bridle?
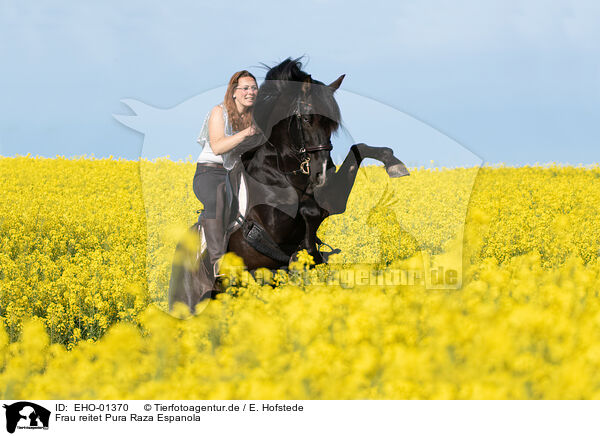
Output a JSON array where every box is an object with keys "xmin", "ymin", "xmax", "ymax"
[{"xmin": 271, "ymin": 99, "xmax": 333, "ymax": 177}]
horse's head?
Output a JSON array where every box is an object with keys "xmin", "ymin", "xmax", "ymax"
[
  {"xmin": 289, "ymin": 73, "xmax": 345, "ymax": 188},
  {"xmin": 253, "ymin": 57, "xmax": 344, "ymax": 188}
]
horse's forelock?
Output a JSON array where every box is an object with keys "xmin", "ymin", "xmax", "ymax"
[{"xmin": 310, "ymin": 83, "xmax": 342, "ymax": 133}]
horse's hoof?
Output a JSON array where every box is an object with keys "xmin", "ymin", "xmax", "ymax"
[{"xmin": 386, "ymin": 163, "xmax": 410, "ymax": 178}]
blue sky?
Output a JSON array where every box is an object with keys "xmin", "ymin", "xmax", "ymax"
[{"xmin": 1, "ymin": 0, "xmax": 599, "ymax": 166}]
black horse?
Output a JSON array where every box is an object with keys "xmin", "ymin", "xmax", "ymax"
[{"xmin": 169, "ymin": 57, "xmax": 408, "ymax": 313}]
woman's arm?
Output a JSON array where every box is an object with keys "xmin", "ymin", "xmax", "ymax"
[{"xmin": 207, "ymin": 105, "xmax": 255, "ymax": 155}]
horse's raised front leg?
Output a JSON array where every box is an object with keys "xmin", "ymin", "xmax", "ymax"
[{"xmin": 314, "ymin": 143, "xmax": 409, "ymax": 215}]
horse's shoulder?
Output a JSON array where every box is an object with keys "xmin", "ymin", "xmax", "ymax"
[{"xmin": 241, "ymin": 147, "xmax": 256, "ymax": 162}]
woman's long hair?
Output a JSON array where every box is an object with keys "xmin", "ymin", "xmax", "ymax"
[{"xmin": 224, "ymin": 70, "xmax": 257, "ymax": 132}]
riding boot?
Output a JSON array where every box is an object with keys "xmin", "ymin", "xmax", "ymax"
[{"xmin": 201, "ymin": 216, "xmax": 226, "ymax": 282}]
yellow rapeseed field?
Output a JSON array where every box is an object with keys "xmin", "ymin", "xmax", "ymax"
[{"xmin": 1, "ymin": 156, "xmax": 599, "ymax": 399}]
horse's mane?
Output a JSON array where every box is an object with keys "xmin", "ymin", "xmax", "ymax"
[
  {"xmin": 253, "ymin": 57, "xmax": 341, "ymax": 137},
  {"xmin": 263, "ymin": 57, "xmax": 311, "ymax": 83}
]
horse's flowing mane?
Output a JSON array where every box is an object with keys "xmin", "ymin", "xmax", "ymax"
[
  {"xmin": 253, "ymin": 57, "xmax": 342, "ymax": 138},
  {"xmin": 263, "ymin": 57, "xmax": 311, "ymax": 82}
]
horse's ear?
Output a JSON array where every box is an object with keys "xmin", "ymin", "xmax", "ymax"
[
  {"xmin": 328, "ymin": 74, "xmax": 345, "ymax": 92},
  {"xmin": 302, "ymin": 75, "xmax": 312, "ymax": 95}
]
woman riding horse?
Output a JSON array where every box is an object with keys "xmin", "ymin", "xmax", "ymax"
[
  {"xmin": 193, "ymin": 70, "xmax": 258, "ymax": 289},
  {"xmin": 169, "ymin": 57, "xmax": 408, "ymax": 313}
]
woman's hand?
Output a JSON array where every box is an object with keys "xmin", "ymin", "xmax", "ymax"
[
  {"xmin": 244, "ymin": 124, "xmax": 257, "ymax": 137},
  {"xmin": 208, "ymin": 106, "xmax": 257, "ymax": 154}
]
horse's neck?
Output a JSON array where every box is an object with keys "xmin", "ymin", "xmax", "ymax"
[
  {"xmin": 244, "ymin": 142, "xmax": 279, "ymax": 176},
  {"xmin": 242, "ymin": 144, "xmax": 272, "ymax": 174}
]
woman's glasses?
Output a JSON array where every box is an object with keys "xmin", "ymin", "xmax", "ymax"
[{"xmin": 235, "ymin": 86, "xmax": 258, "ymax": 93}]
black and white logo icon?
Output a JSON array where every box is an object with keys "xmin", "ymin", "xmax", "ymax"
[{"xmin": 2, "ymin": 402, "xmax": 50, "ymax": 434}]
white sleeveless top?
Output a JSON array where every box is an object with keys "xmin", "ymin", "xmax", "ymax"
[{"xmin": 196, "ymin": 103, "xmax": 235, "ymax": 166}]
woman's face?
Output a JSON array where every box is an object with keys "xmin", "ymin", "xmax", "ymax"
[{"xmin": 234, "ymin": 76, "xmax": 258, "ymax": 109}]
